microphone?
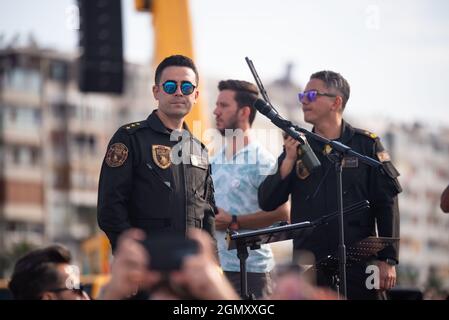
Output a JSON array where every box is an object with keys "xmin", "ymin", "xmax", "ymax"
[{"xmin": 253, "ymin": 99, "xmax": 321, "ymax": 173}]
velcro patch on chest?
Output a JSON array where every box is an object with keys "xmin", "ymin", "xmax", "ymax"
[
  {"xmin": 152, "ymin": 145, "xmax": 171, "ymax": 169},
  {"xmin": 342, "ymin": 156, "xmax": 359, "ymax": 168},
  {"xmin": 190, "ymin": 154, "xmax": 208, "ymax": 170}
]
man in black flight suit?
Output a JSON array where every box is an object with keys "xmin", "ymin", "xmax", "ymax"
[
  {"xmin": 258, "ymin": 70, "xmax": 401, "ymax": 299},
  {"xmin": 97, "ymin": 55, "xmax": 216, "ymax": 251}
]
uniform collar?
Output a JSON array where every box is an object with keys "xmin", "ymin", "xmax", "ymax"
[
  {"xmin": 309, "ymin": 119, "xmax": 355, "ymax": 149},
  {"xmin": 146, "ymin": 110, "xmax": 191, "ymax": 135},
  {"xmin": 338, "ymin": 119, "xmax": 355, "ymax": 144},
  {"xmin": 213, "ymin": 138, "xmax": 259, "ymax": 164}
]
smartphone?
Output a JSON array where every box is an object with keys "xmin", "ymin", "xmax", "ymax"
[{"xmin": 141, "ymin": 235, "xmax": 199, "ymax": 271}]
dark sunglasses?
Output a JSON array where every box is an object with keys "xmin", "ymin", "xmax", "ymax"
[
  {"xmin": 162, "ymin": 80, "xmax": 196, "ymax": 95},
  {"xmin": 48, "ymin": 284, "xmax": 85, "ymax": 297},
  {"xmin": 298, "ymin": 90, "xmax": 336, "ymax": 103}
]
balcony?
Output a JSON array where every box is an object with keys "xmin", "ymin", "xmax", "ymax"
[
  {"xmin": 3, "ymin": 203, "xmax": 44, "ymax": 223},
  {"xmin": 1, "ymin": 126, "xmax": 41, "ymax": 146}
]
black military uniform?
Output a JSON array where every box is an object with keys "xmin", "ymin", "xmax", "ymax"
[
  {"xmin": 258, "ymin": 120, "xmax": 401, "ymax": 299},
  {"xmin": 98, "ymin": 110, "xmax": 216, "ymax": 250}
]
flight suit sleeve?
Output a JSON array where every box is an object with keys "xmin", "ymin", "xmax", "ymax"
[
  {"xmin": 258, "ymin": 151, "xmax": 293, "ymax": 211},
  {"xmin": 97, "ymin": 129, "xmax": 134, "ymax": 250},
  {"xmin": 369, "ymin": 138, "xmax": 402, "ymax": 262}
]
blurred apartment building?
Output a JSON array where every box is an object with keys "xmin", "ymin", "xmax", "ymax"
[
  {"xmin": 349, "ymin": 118, "xmax": 449, "ymax": 291},
  {"xmin": 386, "ymin": 123, "xmax": 449, "ymax": 290},
  {"xmin": 0, "ymin": 44, "xmax": 153, "ymax": 260}
]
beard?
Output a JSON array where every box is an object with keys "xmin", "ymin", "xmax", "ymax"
[{"xmin": 218, "ymin": 114, "xmax": 239, "ymax": 136}]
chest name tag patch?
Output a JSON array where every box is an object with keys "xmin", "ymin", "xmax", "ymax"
[
  {"xmin": 342, "ymin": 157, "xmax": 359, "ymax": 168},
  {"xmin": 191, "ymin": 154, "xmax": 208, "ymax": 169}
]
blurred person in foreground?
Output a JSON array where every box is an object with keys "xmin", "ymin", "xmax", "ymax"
[
  {"xmin": 268, "ymin": 265, "xmax": 338, "ymax": 300},
  {"xmin": 258, "ymin": 70, "xmax": 402, "ymax": 299},
  {"xmin": 211, "ymin": 79, "xmax": 290, "ymax": 298},
  {"xmin": 99, "ymin": 228, "xmax": 239, "ymax": 300},
  {"xmin": 8, "ymin": 245, "xmax": 90, "ymax": 300}
]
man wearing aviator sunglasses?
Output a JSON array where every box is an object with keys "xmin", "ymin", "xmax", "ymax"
[
  {"xmin": 98, "ymin": 55, "xmax": 217, "ymax": 254},
  {"xmin": 259, "ymin": 70, "xmax": 402, "ymax": 299}
]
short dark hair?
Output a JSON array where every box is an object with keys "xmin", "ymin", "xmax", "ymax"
[
  {"xmin": 8, "ymin": 245, "xmax": 72, "ymax": 300},
  {"xmin": 218, "ymin": 80, "xmax": 259, "ymax": 125},
  {"xmin": 154, "ymin": 55, "xmax": 199, "ymax": 85},
  {"xmin": 310, "ymin": 70, "xmax": 350, "ymax": 110}
]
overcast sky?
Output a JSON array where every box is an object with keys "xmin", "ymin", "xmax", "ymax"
[{"xmin": 1, "ymin": 0, "xmax": 448, "ymax": 126}]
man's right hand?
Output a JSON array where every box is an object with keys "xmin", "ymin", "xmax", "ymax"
[
  {"xmin": 214, "ymin": 208, "xmax": 232, "ymax": 231},
  {"xmin": 280, "ymin": 136, "xmax": 300, "ymax": 179}
]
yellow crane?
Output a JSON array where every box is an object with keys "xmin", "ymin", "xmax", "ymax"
[{"xmin": 136, "ymin": 0, "xmax": 209, "ymax": 132}]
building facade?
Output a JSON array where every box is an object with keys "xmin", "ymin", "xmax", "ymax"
[{"xmin": 0, "ymin": 46, "xmax": 154, "ymax": 274}]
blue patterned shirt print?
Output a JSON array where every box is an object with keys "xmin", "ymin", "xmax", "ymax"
[{"xmin": 211, "ymin": 140, "xmax": 277, "ymax": 273}]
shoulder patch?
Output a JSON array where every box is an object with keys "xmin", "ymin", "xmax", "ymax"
[
  {"xmin": 354, "ymin": 128, "xmax": 378, "ymax": 140},
  {"xmin": 377, "ymin": 150, "xmax": 391, "ymax": 162},
  {"xmin": 106, "ymin": 143, "xmax": 129, "ymax": 167}
]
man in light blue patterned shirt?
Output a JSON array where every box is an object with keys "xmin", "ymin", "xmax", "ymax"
[{"xmin": 211, "ymin": 80, "xmax": 289, "ymax": 298}]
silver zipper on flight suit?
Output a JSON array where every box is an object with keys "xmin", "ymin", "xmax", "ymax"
[
  {"xmin": 146, "ymin": 163, "xmax": 173, "ymax": 190},
  {"xmin": 184, "ymin": 135, "xmax": 192, "ymax": 235}
]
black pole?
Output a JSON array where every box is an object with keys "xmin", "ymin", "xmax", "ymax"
[
  {"xmin": 335, "ymin": 158, "xmax": 347, "ymax": 299},
  {"xmin": 236, "ymin": 245, "xmax": 249, "ymax": 299}
]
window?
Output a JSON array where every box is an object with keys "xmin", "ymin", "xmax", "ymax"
[
  {"xmin": 88, "ymin": 135, "xmax": 96, "ymax": 154},
  {"xmin": 10, "ymin": 107, "xmax": 17, "ymax": 123},
  {"xmin": 20, "ymin": 147, "xmax": 32, "ymax": 165},
  {"xmin": 12, "ymin": 146, "xmax": 20, "ymax": 164},
  {"xmin": 30, "ymin": 148, "xmax": 41, "ymax": 166},
  {"xmin": 5, "ymin": 68, "xmax": 42, "ymax": 94},
  {"xmin": 49, "ymin": 61, "xmax": 68, "ymax": 82},
  {"xmin": 6, "ymin": 221, "xmax": 18, "ymax": 232},
  {"xmin": 0, "ymin": 145, "xmax": 4, "ymax": 165},
  {"xmin": 71, "ymin": 134, "xmax": 97, "ymax": 155},
  {"xmin": 33, "ymin": 109, "xmax": 42, "ymax": 125},
  {"xmin": 5, "ymin": 106, "xmax": 42, "ymax": 130},
  {"xmin": 9, "ymin": 145, "xmax": 41, "ymax": 166},
  {"xmin": 52, "ymin": 103, "xmax": 66, "ymax": 119},
  {"xmin": 0, "ymin": 104, "xmax": 5, "ymax": 125}
]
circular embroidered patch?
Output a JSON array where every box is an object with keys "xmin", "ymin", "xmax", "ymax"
[{"xmin": 105, "ymin": 143, "xmax": 129, "ymax": 167}]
